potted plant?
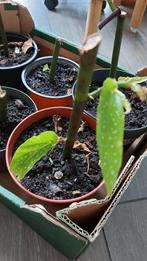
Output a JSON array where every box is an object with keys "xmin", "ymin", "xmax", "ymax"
[
  {"xmin": 6, "ymin": 28, "xmax": 147, "ymax": 207},
  {"xmin": 0, "ymin": 85, "xmax": 37, "ymax": 171},
  {"xmin": 74, "ymin": 68, "xmax": 147, "ymax": 143},
  {"xmin": 0, "ymin": 13, "xmax": 38, "ymax": 89},
  {"xmin": 79, "ymin": 3, "xmax": 147, "ymax": 143},
  {"xmin": 21, "ymin": 38, "xmax": 79, "ymax": 109}
]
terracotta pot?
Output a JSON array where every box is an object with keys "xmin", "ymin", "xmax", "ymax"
[
  {"xmin": 21, "ymin": 57, "xmax": 79, "ymax": 109},
  {"xmin": 73, "ymin": 68, "xmax": 147, "ymax": 142},
  {"xmin": 0, "ymin": 33, "xmax": 38, "ymax": 90},
  {"xmin": 0, "ymin": 87, "xmax": 37, "ymax": 172},
  {"xmin": 6, "ymin": 107, "xmax": 106, "ymax": 206}
]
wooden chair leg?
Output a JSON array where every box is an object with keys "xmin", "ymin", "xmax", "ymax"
[
  {"xmin": 130, "ymin": 0, "xmax": 147, "ymax": 31},
  {"xmin": 113, "ymin": 0, "xmax": 122, "ymax": 6}
]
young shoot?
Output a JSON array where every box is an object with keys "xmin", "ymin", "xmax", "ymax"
[
  {"xmin": 109, "ymin": 10, "xmax": 126, "ymax": 78},
  {"xmin": 49, "ymin": 38, "xmax": 63, "ymax": 82},
  {"xmin": 0, "ymin": 13, "xmax": 8, "ymax": 57},
  {"xmin": 42, "ymin": 38, "xmax": 63, "ymax": 81}
]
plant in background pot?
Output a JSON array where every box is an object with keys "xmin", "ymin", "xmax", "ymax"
[
  {"xmin": 76, "ymin": 3, "xmax": 147, "ymax": 143},
  {"xmin": 0, "ymin": 13, "xmax": 38, "ymax": 89},
  {"xmin": 0, "ymin": 85, "xmax": 37, "ymax": 171},
  {"xmin": 22, "ymin": 38, "xmax": 79, "ymax": 109},
  {"xmin": 6, "ymin": 31, "xmax": 147, "ymax": 207}
]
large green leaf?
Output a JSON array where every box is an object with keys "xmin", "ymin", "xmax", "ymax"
[
  {"xmin": 96, "ymin": 78, "xmax": 125, "ymax": 195},
  {"xmin": 118, "ymin": 76, "xmax": 147, "ymax": 85},
  {"xmin": 10, "ymin": 131, "xmax": 58, "ymax": 180}
]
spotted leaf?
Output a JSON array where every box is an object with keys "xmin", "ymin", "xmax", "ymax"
[
  {"xmin": 10, "ymin": 131, "xmax": 58, "ymax": 180},
  {"xmin": 118, "ymin": 76, "xmax": 147, "ymax": 85},
  {"xmin": 97, "ymin": 78, "xmax": 125, "ymax": 195}
]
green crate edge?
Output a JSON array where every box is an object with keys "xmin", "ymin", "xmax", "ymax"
[{"xmin": 32, "ymin": 28, "xmax": 134, "ymax": 76}]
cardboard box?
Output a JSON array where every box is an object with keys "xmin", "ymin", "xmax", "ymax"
[{"xmin": 0, "ymin": 1, "xmax": 147, "ymax": 259}]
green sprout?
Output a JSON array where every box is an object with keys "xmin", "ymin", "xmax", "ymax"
[
  {"xmin": 43, "ymin": 38, "xmax": 63, "ymax": 82},
  {"xmin": 0, "ymin": 13, "xmax": 8, "ymax": 57}
]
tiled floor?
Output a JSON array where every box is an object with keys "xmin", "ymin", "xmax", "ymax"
[{"xmin": 0, "ymin": 1, "xmax": 147, "ymax": 260}]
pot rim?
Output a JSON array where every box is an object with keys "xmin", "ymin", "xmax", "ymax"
[
  {"xmin": 0, "ymin": 86, "xmax": 38, "ymax": 153},
  {"xmin": 0, "ymin": 32, "xmax": 38, "ymax": 70},
  {"xmin": 6, "ymin": 106, "xmax": 105, "ymax": 204},
  {"xmin": 72, "ymin": 68, "xmax": 147, "ymax": 134},
  {"xmin": 21, "ymin": 56, "xmax": 80, "ymax": 99}
]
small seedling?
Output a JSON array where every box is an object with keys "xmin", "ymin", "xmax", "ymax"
[
  {"xmin": 43, "ymin": 38, "xmax": 63, "ymax": 82},
  {"xmin": 0, "ymin": 13, "xmax": 8, "ymax": 57}
]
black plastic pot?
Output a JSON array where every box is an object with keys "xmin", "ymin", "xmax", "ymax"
[
  {"xmin": 73, "ymin": 68, "xmax": 147, "ymax": 142},
  {"xmin": 22, "ymin": 56, "xmax": 79, "ymax": 109},
  {"xmin": 0, "ymin": 33, "xmax": 38, "ymax": 90},
  {"xmin": 0, "ymin": 87, "xmax": 37, "ymax": 171}
]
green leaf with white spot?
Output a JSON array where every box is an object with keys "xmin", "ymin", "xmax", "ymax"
[
  {"xmin": 10, "ymin": 131, "xmax": 58, "ymax": 180},
  {"xmin": 43, "ymin": 64, "xmax": 49, "ymax": 72},
  {"xmin": 118, "ymin": 76, "xmax": 147, "ymax": 84},
  {"xmin": 96, "ymin": 78, "xmax": 125, "ymax": 195}
]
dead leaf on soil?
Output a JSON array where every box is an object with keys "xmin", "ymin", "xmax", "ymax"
[
  {"xmin": 22, "ymin": 38, "xmax": 33, "ymax": 54},
  {"xmin": 72, "ymin": 190, "xmax": 81, "ymax": 196},
  {"xmin": 58, "ymin": 136, "xmax": 66, "ymax": 143},
  {"xmin": 85, "ymin": 153, "xmax": 91, "ymax": 175},
  {"xmin": 133, "ymin": 86, "xmax": 147, "ymax": 102},
  {"xmin": 53, "ymin": 115, "xmax": 62, "ymax": 132},
  {"xmin": 85, "ymin": 135, "xmax": 95, "ymax": 149},
  {"xmin": 73, "ymin": 140, "xmax": 91, "ymax": 153},
  {"xmin": 0, "ymin": 59, "xmax": 7, "ymax": 65}
]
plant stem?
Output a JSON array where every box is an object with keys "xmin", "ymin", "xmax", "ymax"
[
  {"xmin": 49, "ymin": 38, "xmax": 62, "ymax": 82},
  {"xmin": 0, "ymin": 86, "xmax": 7, "ymax": 122},
  {"xmin": 84, "ymin": 0, "xmax": 103, "ymax": 39},
  {"xmin": 89, "ymin": 87, "xmax": 102, "ymax": 98},
  {"xmin": 99, "ymin": 8, "xmax": 121, "ymax": 30},
  {"xmin": 63, "ymin": 33, "xmax": 101, "ymax": 159},
  {"xmin": 0, "ymin": 13, "xmax": 8, "ymax": 57},
  {"xmin": 107, "ymin": 0, "xmax": 117, "ymax": 11},
  {"xmin": 109, "ymin": 10, "xmax": 126, "ymax": 78}
]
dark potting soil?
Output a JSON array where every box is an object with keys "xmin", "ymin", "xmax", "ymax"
[
  {"xmin": 14, "ymin": 116, "xmax": 102, "ymax": 200},
  {"xmin": 26, "ymin": 63, "xmax": 78, "ymax": 96},
  {"xmin": 0, "ymin": 97, "xmax": 34, "ymax": 150},
  {"xmin": 121, "ymin": 88, "xmax": 147, "ymax": 129},
  {"xmin": 85, "ymin": 81, "xmax": 147, "ymax": 129},
  {"xmin": 0, "ymin": 42, "xmax": 33, "ymax": 67}
]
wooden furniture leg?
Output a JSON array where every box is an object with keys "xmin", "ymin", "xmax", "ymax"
[
  {"xmin": 113, "ymin": 0, "xmax": 122, "ymax": 5},
  {"xmin": 130, "ymin": 0, "xmax": 147, "ymax": 31}
]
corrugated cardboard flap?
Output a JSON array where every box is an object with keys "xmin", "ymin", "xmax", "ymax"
[
  {"xmin": 56, "ymin": 151, "xmax": 147, "ymax": 242},
  {"xmin": 0, "ymin": 0, "xmax": 34, "ymax": 34}
]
